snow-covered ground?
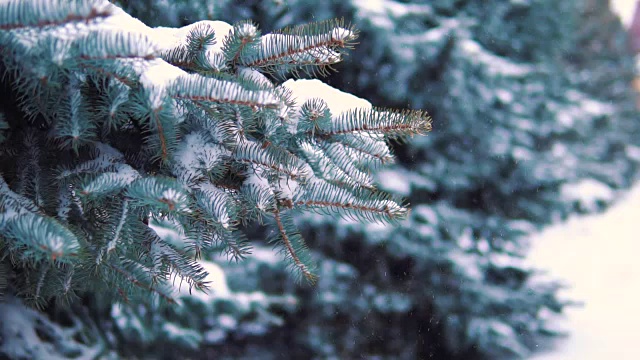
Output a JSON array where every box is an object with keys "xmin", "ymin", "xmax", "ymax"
[{"xmin": 528, "ymin": 183, "xmax": 640, "ymax": 359}]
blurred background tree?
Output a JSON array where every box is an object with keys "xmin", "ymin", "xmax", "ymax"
[
  {"xmin": 104, "ymin": 0, "xmax": 640, "ymax": 358},
  {"xmin": 107, "ymin": 0, "xmax": 640, "ymax": 359}
]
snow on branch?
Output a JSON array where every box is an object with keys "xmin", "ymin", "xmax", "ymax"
[
  {"xmin": 240, "ymin": 18, "xmax": 359, "ymax": 77},
  {"xmin": 0, "ymin": 0, "xmax": 430, "ymax": 292},
  {"xmin": 0, "ymin": 0, "xmax": 112, "ymax": 31}
]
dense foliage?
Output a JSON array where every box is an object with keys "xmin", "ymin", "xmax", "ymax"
[{"xmin": 115, "ymin": 0, "xmax": 640, "ymax": 358}]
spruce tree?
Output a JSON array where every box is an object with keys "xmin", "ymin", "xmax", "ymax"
[{"xmin": 0, "ymin": 1, "xmax": 431, "ymax": 358}]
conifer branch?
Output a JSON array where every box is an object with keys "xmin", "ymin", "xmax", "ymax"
[
  {"xmin": 240, "ymin": 183, "xmax": 277, "ymax": 222},
  {"xmin": 57, "ymin": 143, "xmax": 125, "ymax": 181},
  {"xmin": 161, "ymin": 22, "xmax": 218, "ymax": 72},
  {"xmin": 272, "ymin": 206, "xmax": 317, "ymax": 283},
  {"xmin": 107, "ymin": 262, "xmax": 176, "ymax": 304},
  {"xmin": 15, "ymin": 130, "xmax": 47, "ymax": 207},
  {"xmin": 105, "ymin": 199, "xmax": 128, "ymax": 254},
  {"xmin": 241, "ymin": 18, "xmax": 358, "ymax": 77},
  {"xmin": 233, "ymin": 141, "xmax": 308, "ymax": 181},
  {"xmin": 328, "ymin": 134, "xmax": 394, "ymax": 167},
  {"xmin": 34, "ymin": 263, "xmax": 50, "ymax": 301},
  {"xmin": 126, "ymin": 177, "xmax": 190, "ymax": 214},
  {"xmin": 5, "ymin": 213, "xmax": 81, "ymax": 263},
  {"xmin": 79, "ymin": 164, "xmax": 139, "ymax": 198},
  {"xmin": 170, "ymin": 74, "xmax": 280, "ymax": 109},
  {"xmin": 151, "ymin": 107, "xmax": 168, "ymax": 161},
  {"xmin": 318, "ymin": 108, "xmax": 432, "ymax": 140},
  {"xmin": 194, "ymin": 184, "xmax": 238, "ymax": 230},
  {"xmin": 149, "ymin": 239, "xmax": 210, "ymax": 293},
  {"xmin": 0, "ymin": 174, "xmax": 41, "ymax": 215},
  {"xmin": 185, "ymin": 22, "xmax": 217, "ymax": 56},
  {"xmin": 223, "ymin": 20, "xmax": 260, "ymax": 66},
  {"xmin": 319, "ymin": 141, "xmax": 374, "ymax": 188},
  {"xmin": 217, "ymin": 230, "xmax": 251, "ymax": 262},
  {"xmin": 194, "ymin": 50, "xmax": 227, "ymax": 74},
  {"xmin": 296, "ymin": 140, "xmax": 360, "ymax": 188},
  {"xmin": 292, "ymin": 181, "xmax": 408, "ymax": 223},
  {"xmin": 78, "ymin": 62, "xmax": 137, "ymax": 87},
  {"xmin": 93, "ymin": 80, "xmax": 132, "ymax": 132},
  {"xmin": 54, "ymin": 75, "xmax": 96, "ymax": 151},
  {"xmin": 160, "ymin": 46, "xmax": 195, "ymax": 71},
  {"xmin": 297, "ymin": 98, "xmax": 332, "ymax": 137},
  {"xmin": 56, "ymin": 185, "xmax": 73, "ymax": 221},
  {"xmin": 130, "ymin": 91, "xmax": 179, "ymax": 163},
  {"xmin": 0, "ymin": 0, "xmax": 112, "ymax": 31},
  {"xmin": 76, "ymin": 30, "xmax": 157, "ymax": 61}
]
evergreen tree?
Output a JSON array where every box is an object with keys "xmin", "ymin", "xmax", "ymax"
[
  {"xmin": 0, "ymin": 1, "xmax": 431, "ymax": 358},
  {"xmin": 118, "ymin": 0, "xmax": 640, "ymax": 359}
]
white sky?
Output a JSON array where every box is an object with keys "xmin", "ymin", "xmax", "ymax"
[{"xmin": 611, "ymin": 0, "xmax": 637, "ymax": 27}]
